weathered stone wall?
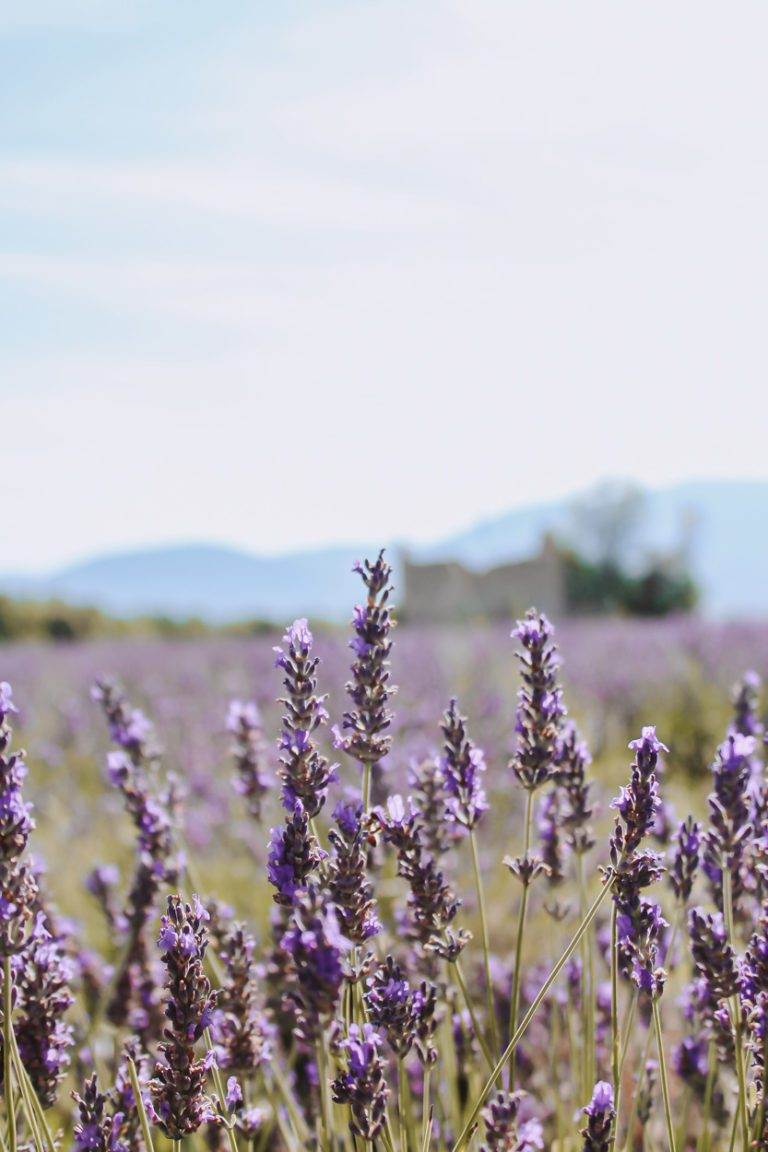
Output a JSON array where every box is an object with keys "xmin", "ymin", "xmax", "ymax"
[{"xmin": 402, "ymin": 540, "xmax": 566, "ymax": 622}]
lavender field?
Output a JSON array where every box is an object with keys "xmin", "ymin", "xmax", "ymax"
[{"xmin": 2, "ymin": 561, "xmax": 768, "ymax": 1152}]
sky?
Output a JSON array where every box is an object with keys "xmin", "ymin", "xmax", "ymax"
[{"xmin": 3, "ymin": 1, "xmax": 768, "ymax": 572}]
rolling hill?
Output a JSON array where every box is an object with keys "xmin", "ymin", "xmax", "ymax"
[{"xmin": 2, "ymin": 480, "xmax": 766, "ymax": 621}]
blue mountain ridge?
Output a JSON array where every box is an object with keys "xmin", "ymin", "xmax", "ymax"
[{"xmin": 2, "ymin": 480, "xmax": 766, "ymax": 621}]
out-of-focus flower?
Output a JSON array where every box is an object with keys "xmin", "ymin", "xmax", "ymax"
[
  {"xmin": 440, "ymin": 698, "xmax": 488, "ymax": 831},
  {"xmin": 226, "ymin": 700, "xmax": 270, "ymax": 822}
]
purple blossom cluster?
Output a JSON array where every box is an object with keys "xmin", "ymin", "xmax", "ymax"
[{"xmin": 150, "ymin": 894, "xmax": 217, "ymax": 1139}]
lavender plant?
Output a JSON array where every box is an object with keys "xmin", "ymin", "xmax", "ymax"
[{"xmin": 6, "ymin": 561, "xmax": 768, "ymax": 1152}]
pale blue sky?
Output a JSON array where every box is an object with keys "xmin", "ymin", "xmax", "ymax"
[{"xmin": 3, "ymin": 2, "xmax": 768, "ymax": 571}]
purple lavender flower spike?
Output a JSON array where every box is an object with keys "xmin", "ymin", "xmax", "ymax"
[
  {"xmin": 480, "ymin": 1090, "xmax": 543, "ymax": 1152},
  {"xmin": 0, "ymin": 682, "xmax": 37, "ymax": 956},
  {"xmin": 72, "ymin": 1074, "xmax": 127, "ymax": 1152},
  {"xmin": 609, "ymin": 727, "xmax": 665, "ymax": 865},
  {"xmin": 703, "ymin": 733, "xmax": 753, "ymax": 913},
  {"xmin": 580, "ymin": 1081, "xmax": 615, "ymax": 1152},
  {"xmin": 440, "ymin": 698, "xmax": 488, "ymax": 831},
  {"xmin": 0, "ymin": 683, "xmax": 17, "ymax": 724},
  {"xmin": 731, "ymin": 671, "xmax": 763, "ymax": 740},
  {"xmin": 688, "ymin": 907, "xmax": 739, "ymax": 1002},
  {"xmin": 669, "ymin": 816, "xmax": 701, "ymax": 904},
  {"xmin": 365, "ymin": 955, "xmax": 438, "ymax": 1063},
  {"xmin": 409, "ymin": 756, "xmax": 454, "ymax": 858},
  {"xmin": 538, "ymin": 789, "xmax": 567, "ymax": 884},
  {"xmin": 150, "ymin": 894, "xmax": 217, "ymax": 1140},
  {"xmin": 331, "ymin": 1022, "xmax": 389, "ymax": 1141},
  {"xmin": 327, "ymin": 800, "xmax": 381, "ymax": 954},
  {"xmin": 214, "ymin": 923, "xmax": 273, "ymax": 1074},
  {"xmin": 274, "ymin": 619, "xmax": 337, "ymax": 818},
  {"xmin": 226, "ymin": 700, "xmax": 270, "ymax": 822},
  {"xmin": 556, "ymin": 722, "xmax": 595, "ymax": 856},
  {"xmin": 15, "ymin": 909, "xmax": 75, "ymax": 1107},
  {"xmin": 335, "ymin": 551, "xmax": 396, "ymax": 804},
  {"xmin": 510, "ymin": 610, "xmax": 566, "ymax": 792},
  {"xmin": 267, "ymin": 802, "xmax": 325, "ymax": 906},
  {"xmin": 375, "ymin": 793, "xmax": 468, "ymax": 960},
  {"xmin": 92, "ymin": 678, "xmax": 180, "ymax": 1036},
  {"xmin": 281, "ymin": 885, "xmax": 350, "ymax": 1043}
]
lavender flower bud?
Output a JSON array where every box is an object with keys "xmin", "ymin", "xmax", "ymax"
[
  {"xmin": 731, "ymin": 671, "xmax": 763, "ymax": 740},
  {"xmin": 226, "ymin": 700, "xmax": 270, "ymax": 822},
  {"xmin": 334, "ymin": 552, "xmax": 396, "ymax": 773},
  {"xmin": 703, "ymin": 733, "xmax": 753, "ymax": 912},
  {"xmin": 580, "ymin": 1081, "xmax": 615, "ymax": 1152},
  {"xmin": 538, "ymin": 789, "xmax": 566, "ymax": 884},
  {"xmin": 609, "ymin": 727, "xmax": 665, "ymax": 865},
  {"xmin": 688, "ymin": 907, "xmax": 739, "ymax": 1002},
  {"xmin": 480, "ymin": 1090, "xmax": 543, "ymax": 1152},
  {"xmin": 672, "ymin": 1035, "xmax": 710, "ymax": 1099},
  {"xmin": 14, "ymin": 910, "xmax": 75, "ymax": 1107},
  {"xmin": 440, "ymin": 699, "xmax": 488, "ymax": 831},
  {"xmin": 408, "ymin": 757, "xmax": 453, "ymax": 858},
  {"xmin": 510, "ymin": 610, "xmax": 566, "ymax": 792},
  {"xmin": 669, "ymin": 816, "xmax": 701, "ymax": 904},
  {"xmin": 150, "ymin": 895, "xmax": 217, "ymax": 1140},
  {"xmin": 375, "ymin": 795, "xmax": 468, "ymax": 960},
  {"xmin": 274, "ymin": 619, "xmax": 337, "ymax": 817},
  {"xmin": 365, "ymin": 955, "xmax": 438, "ymax": 1063},
  {"xmin": 94, "ymin": 681, "xmax": 179, "ymax": 1034},
  {"xmin": 555, "ymin": 722, "xmax": 595, "ymax": 855},
  {"xmin": 214, "ymin": 923, "xmax": 273, "ymax": 1074},
  {"xmin": 267, "ymin": 803, "xmax": 325, "ymax": 906},
  {"xmin": 327, "ymin": 800, "xmax": 381, "ymax": 946},
  {"xmin": 91, "ymin": 678, "xmax": 156, "ymax": 766},
  {"xmin": 331, "ymin": 1022, "xmax": 389, "ymax": 1141},
  {"xmin": 72, "ymin": 1073, "xmax": 126, "ymax": 1152},
  {"xmin": 281, "ymin": 885, "xmax": 349, "ymax": 1042},
  {"xmin": 613, "ymin": 857, "xmax": 666, "ymax": 992}
]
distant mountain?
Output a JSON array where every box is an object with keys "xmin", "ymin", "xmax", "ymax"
[
  {"xmin": 2, "ymin": 480, "xmax": 767, "ymax": 620},
  {"xmin": 0, "ymin": 543, "xmax": 378, "ymax": 623}
]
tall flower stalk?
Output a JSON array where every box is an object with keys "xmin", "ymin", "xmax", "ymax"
[
  {"xmin": 506, "ymin": 611, "xmax": 566, "ymax": 1084},
  {"xmin": 440, "ymin": 698, "xmax": 496, "ymax": 1053},
  {"xmin": 333, "ymin": 552, "xmax": 396, "ymax": 812}
]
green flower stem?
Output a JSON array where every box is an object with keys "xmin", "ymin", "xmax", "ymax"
[
  {"xmin": 452, "ymin": 870, "xmax": 616, "ymax": 1152},
  {"xmin": 314, "ymin": 1039, "xmax": 333, "ymax": 1151},
  {"xmin": 9, "ymin": 1031, "xmax": 55, "ymax": 1152},
  {"xmin": 3, "ymin": 957, "xmax": 16, "ymax": 1152},
  {"xmin": 695, "ymin": 1041, "xmax": 716, "ymax": 1152},
  {"xmin": 652, "ymin": 996, "xmax": 678, "ymax": 1152},
  {"xmin": 508, "ymin": 787, "xmax": 535, "ymax": 1089},
  {"xmin": 577, "ymin": 853, "xmax": 596, "ymax": 1098},
  {"xmin": 205, "ymin": 1029, "xmax": 240, "ymax": 1152},
  {"xmin": 452, "ymin": 959, "xmax": 496, "ymax": 1073},
  {"xmin": 722, "ymin": 869, "xmax": 749, "ymax": 1152},
  {"xmin": 621, "ymin": 910, "xmax": 682, "ymax": 1152},
  {"xmin": 610, "ymin": 902, "xmax": 621, "ymax": 1149},
  {"xmin": 421, "ymin": 1068, "xmax": 432, "ymax": 1152},
  {"xmin": 469, "ymin": 827, "xmax": 500, "ymax": 1057},
  {"xmin": 126, "ymin": 1055, "xmax": 156, "ymax": 1152}
]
